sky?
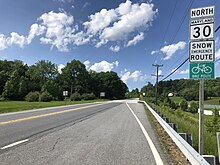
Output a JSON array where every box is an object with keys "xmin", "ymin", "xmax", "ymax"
[{"xmin": 0, "ymin": 0, "xmax": 220, "ymax": 91}]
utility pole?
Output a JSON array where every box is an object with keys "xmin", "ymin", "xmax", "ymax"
[{"xmin": 151, "ymin": 64, "xmax": 163, "ymax": 105}]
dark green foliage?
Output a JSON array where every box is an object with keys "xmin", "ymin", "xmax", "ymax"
[
  {"xmin": 206, "ymin": 109, "xmax": 220, "ymax": 135},
  {"xmin": 188, "ymin": 102, "xmax": 199, "ymax": 113},
  {"xmin": 127, "ymin": 88, "xmax": 139, "ymax": 98},
  {"xmin": 0, "ymin": 59, "xmax": 128, "ymax": 101},
  {"xmin": 169, "ymin": 100, "xmax": 178, "ymax": 109},
  {"xmin": 180, "ymin": 99, "xmax": 188, "ymax": 111},
  {"xmin": 39, "ymin": 91, "xmax": 53, "ymax": 102},
  {"xmin": 182, "ymin": 88, "xmax": 199, "ymax": 101},
  {"xmin": 142, "ymin": 78, "xmax": 215, "ymax": 101},
  {"xmin": 81, "ymin": 93, "xmax": 96, "ymax": 100},
  {"xmin": 70, "ymin": 92, "xmax": 81, "ymax": 101},
  {"xmin": 89, "ymin": 71, "xmax": 128, "ymax": 99},
  {"xmin": 140, "ymin": 82, "xmax": 155, "ymax": 97},
  {"xmin": 25, "ymin": 92, "xmax": 40, "ymax": 102}
]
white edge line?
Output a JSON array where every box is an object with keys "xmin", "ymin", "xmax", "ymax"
[
  {"xmin": 126, "ymin": 102, "xmax": 164, "ymax": 165},
  {"xmin": 1, "ymin": 139, "xmax": 29, "ymax": 150}
]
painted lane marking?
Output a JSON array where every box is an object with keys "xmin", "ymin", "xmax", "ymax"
[
  {"xmin": 0, "ymin": 102, "xmax": 103, "ymax": 117},
  {"xmin": 1, "ymin": 139, "xmax": 29, "ymax": 150},
  {"xmin": 126, "ymin": 102, "xmax": 164, "ymax": 165},
  {"xmin": 0, "ymin": 103, "xmax": 104, "ymax": 125}
]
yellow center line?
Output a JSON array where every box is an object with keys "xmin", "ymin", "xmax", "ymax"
[{"xmin": 0, "ymin": 103, "xmax": 104, "ymax": 125}]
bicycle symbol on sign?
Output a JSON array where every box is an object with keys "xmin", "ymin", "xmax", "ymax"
[{"xmin": 191, "ymin": 63, "xmax": 212, "ymax": 74}]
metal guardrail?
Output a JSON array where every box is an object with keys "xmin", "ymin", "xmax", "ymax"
[{"xmin": 139, "ymin": 100, "xmax": 209, "ymax": 165}]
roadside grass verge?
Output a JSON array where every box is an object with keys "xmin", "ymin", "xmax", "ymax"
[
  {"xmin": 143, "ymin": 100, "xmax": 218, "ymax": 156},
  {"xmin": 157, "ymin": 105, "xmax": 218, "ymax": 156},
  {"xmin": 0, "ymin": 99, "xmax": 108, "ymax": 114},
  {"xmin": 205, "ymin": 97, "xmax": 220, "ymax": 105}
]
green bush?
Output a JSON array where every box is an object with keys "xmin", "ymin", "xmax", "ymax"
[
  {"xmin": 39, "ymin": 91, "xmax": 53, "ymax": 102},
  {"xmin": 70, "ymin": 92, "xmax": 81, "ymax": 101},
  {"xmin": 188, "ymin": 101, "xmax": 199, "ymax": 113},
  {"xmin": 81, "ymin": 93, "xmax": 96, "ymax": 100},
  {"xmin": 25, "ymin": 91, "xmax": 40, "ymax": 102},
  {"xmin": 169, "ymin": 100, "xmax": 178, "ymax": 109},
  {"xmin": 180, "ymin": 99, "xmax": 188, "ymax": 111}
]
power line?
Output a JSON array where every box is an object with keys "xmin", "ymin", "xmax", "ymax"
[
  {"xmin": 160, "ymin": 58, "xmax": 188, "ymax": 81},
  {"xmin": 159, "ymin": 0, "xmax": 195, "ymax": 63},
  {"xmin": 153, "ymin": 0, "xmax": 178, "ymax": 64}
]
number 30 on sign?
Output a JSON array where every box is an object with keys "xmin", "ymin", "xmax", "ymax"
[{"xmin": 190, "ymin": 23, "xmax": 214, "ymax": 40}]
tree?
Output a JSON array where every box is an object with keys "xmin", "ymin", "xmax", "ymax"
[
  {"xmin": 27, "ymin": 60, "xmax": 58, "ymax": 92},
  {"xmin": 89, "ymin": 71, "xmax": 128, "ymax": 99},
  {"xmin": 60, "ymin": 60, "xmax": 89, "ymax": 95},
  {"xmin": 141, "ymin": 82, "xmax": 155, "ymax": 97},
  {"xmin": 180, "ymin": 99, "xmax": 188, "ymax": 111},
  {"xmin": 188, "ymin": 102, "xmax": 199, "ymax": 113},
  {"xmin": 2, "ymin": 61, "xmax": 28, "ymax": 100}
]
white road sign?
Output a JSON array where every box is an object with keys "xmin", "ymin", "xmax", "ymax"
[
  {"xmin": 100, "ymin": 92, "xmax": 105, "ymax": 97},
  {"xmin": 191, "ymin": 6, "xmax": 214, "ymax": 19},
  {"xmin": 63, "ymin": 91, "xmax": 68, "ymax": 96},
  {"xmin": 190, "ymin": 40, "xmax": 214, "ymax": 62},
  {"xmin": 190, "ymin": 23, "xmax": 214, "ymax": 40}
]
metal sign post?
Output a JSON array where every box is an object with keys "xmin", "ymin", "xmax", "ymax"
[
  {"xmin": 189, "ymin": 6, "xmax": 215, "ymax": 155},
  {"xmin": 199, "ymin": 80, "xmax": 204, "ymax": 154}
]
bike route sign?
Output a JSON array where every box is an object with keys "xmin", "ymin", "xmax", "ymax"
[{"xmin": 190, "ymin": 62, "xmax": 214, "ymax": 79}]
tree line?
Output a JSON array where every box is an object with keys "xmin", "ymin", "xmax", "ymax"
[
  {"xmin": 141, "ymin": 78, "xmax": 220, "ymax": 101},
  {"xmin": 0, "ymin": 60, "xmax": 128, "ymax": 101}
]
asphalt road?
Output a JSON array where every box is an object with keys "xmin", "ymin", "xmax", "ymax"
[{"xmin": 0, "ymin": 100, "xmax": 171, "ymax": 165}]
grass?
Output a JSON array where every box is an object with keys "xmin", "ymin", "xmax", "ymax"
[
  {"xmin": 0, "ymin": 99, "xmax": 108, "ymax": 114},
  {"xmin": 205, "ymin": 97, "xmax": 220, "ymax": 105},
  {"xmin": 142, "ymin": 97, "xmax": 219, "ymax": 156},
  {"xmin": 170, "ymin": 96, "xmax": 184, "ymax": 104},
  {"xmin": 157, "ymin": 105, "xmax": 218, "ymax": 156}
]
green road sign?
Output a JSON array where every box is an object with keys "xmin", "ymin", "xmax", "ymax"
[{"xmin": 190, "ymin": 62, "xmax": 214, "ymax": 79}]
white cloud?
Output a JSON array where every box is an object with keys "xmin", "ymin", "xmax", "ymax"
[
  {"xmin": 7, "ymin": 32, "xmax": 26, "ymax": 48},
  {"xmin": 121, "ymin": 70, "xmax": 146, "ymax": 83},
  {"xmin": 0, "ymin": 0, "xmax": 158, "ymax": 52},
  {"xmin": 157, "ymin": 70, "xmax": 162, "ymax": 76},
  {"xmin": 100, "ymin": 2, "xmax": 157, "ymax": 43},
  {"xmin": 216, "ymin": 49, "xmax": 220, "ymax": 59},
  {"xmin": 161, "ymin": 41, "xmax": 186, "ymax": 60},
  {"xmin": 58, "ymin": 64, "xmax": 65, "ymax": 73},
  {"xmin": 180, "ymin": 69, "xmax": 189, "ymax": 74},
  {"xmin": 126, "ymin": 32, "xmax": 144, "ymax": 47},
  {"xmin": 151, "ymin": 50, "xmax": 159, "ymax": 55},
  {"xmin": 84, "ymin": 0, "xmax": 157, "ymax": 48},
  {"xmin": 89, "ymin": 60, "xmax": 119, "ymax": 72},
  {"xmin": 109, "ymin": 45, "xmax": 120, "ymax": 52},
  {"xmin": 83, "ymin": 60, "xmax": 90, "ymax": 70},
  {"xmin": 0, "ymin": 34, "xmax": 8, "ymax": 50},
  {"xmin": 83, "ymin": 9, "xmax": 118, "ymax": 35},
  {"xmin": 38, "ymin": 11, "xmax": 75, "ymax": 52},
  {"xmin": 27, "ymin": 24, "xmax": 46, "ymax": 44}
]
